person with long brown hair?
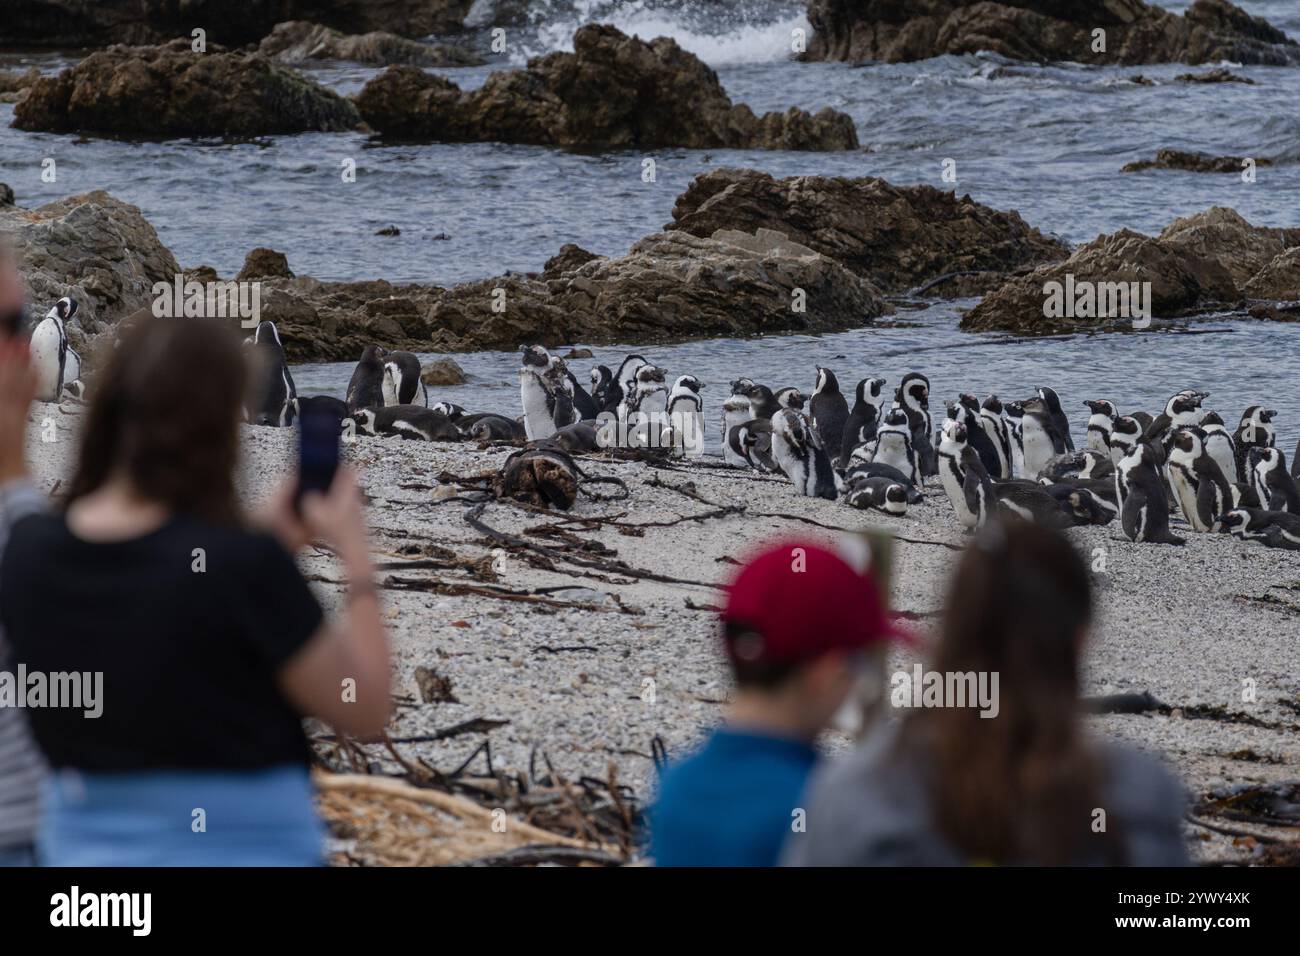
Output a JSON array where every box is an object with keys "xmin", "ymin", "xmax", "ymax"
[
  {"xmin": 783, "ymin": 521, "xmax": 1188, "ymax": 866},
  {"xmin": 0, "ymin": 313, "xmax": 390, "ymax": 866}
]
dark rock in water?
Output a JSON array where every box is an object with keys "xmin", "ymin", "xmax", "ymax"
[
  {"xmin": 12, "ymin": 40, "xmax": 360, "ymax": 137},
  {"xmin": 564, "ymin": 348, "xmax": 594, "ymax": 360},
  {"xmin": 0, "ymin": 191, "xmax": 179, "ymax": 346},
  {"xmin": 356, "ymin": 24, "xmax": 859, "ymax": 151},
  {"xmin": 963, "ymin": 206, "xmax": 1300, "ymax": 332},
  {"xmin": 0, "ymin": 184, "xmax": 13, "ymax": 207},
  {"xmin": 376, "ymin": 225, "xmax": 401, "ymax": 236},
  {"xmin": 236, "ymin": 248, "xmax": 295, "ymax": 281},
  {"xmin": 421, "ymin": 357, "xmax": 468, "ymax": 386},
  {"xmin": 0, "ymin": 1, "xmax": 477, "ymax": 48},
  {"xmin": 803, "ymin": 0, "xmax": 1300, "ymax": 66},
  {"xmin": 257, "ymin": 21, "xmax": 484, "ymax": 67},
  {"xmin": 1175, "ymin": 67, "xmax": 1256, "ymax": 84},
  {"xmin": 1122, "ymin": 149, "xmax": 1271, "ymax": 173},
  {"xmin": 543, "ymin": 244, "xmax": 602, "ymax": 277},
  {"xmin": 667, "ymin": 167, "xmax": 1068, "ymax": 296},
  {"xmin": 0, "ymin": 68, "xmax": 40, "ymax": 103}
]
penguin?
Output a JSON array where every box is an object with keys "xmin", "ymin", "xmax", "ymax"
[
  {"xmin": 730, "ymin": 418, "xmax": 779, "ymax": 473},
  {"xmin": 430, "ymin": 401, "xmax": 467, "ymax": 422},
  {"xmin": 809, "ymin": 367, "xmax": 850, "ymax": 466},
  {"xmin": 1043, "ymin": 483, "xmax": 1117, "ymax": 525},
  {"xmin": 381, "ymin": 351, "xmax": 428, "ymax": 407},
  {"xmin": 722, "ymin": 395, "xmax": 756, "ymax": 468},
  {"xmin": 895, "ymin": 372, "xmax": 936, "ymax": 478},
  {"xmin": 1199, "ymin": 411, "xmax": 1237, "ymax": 484},
  {"xmin": 1038, "ymin": 386, "xmax": 1073, "ymax": 451},
  {"xmin": 1003, "ymin": 400, "xmax": 1027, "ymax": 478},
  {"xmin": 937, "ymin": 420, "xmax": 982, "ymax": 529},
  {"xmin": 1083, "ymin": 399, "xmax": 1118, "ymax": 454},
  {"xmin": 1108, "ymin": 415, "xmax": 1143, "ymax": 466},
  {"xmin": 1144, "ymin": 391, "xmax": 1204, "ymax": 448},
  {"xmin": 1220, "ymin": 508, "xmax": 1300, "ymax": 550},
  {"xmin": 589, "ymin": 365, "xmax": 613, "ymax": 411},
  {"xmin": 1019, "ymin": 397, "xmax": 1066, "ymax": 478},
  {"xmin": 1117, "ymin": 443, "xmax": 1185, "ymax": 545},
  {"xmin": 460, "ymin": 413, "xmax": 527, "ymax": 442},
  {"xmin": 868, "ymin": 407, "xmax": 919, "ymax": 486},
  {"xmin": 350, "ymin": 405, "xmax": 460, "ymax": 441},
  {"xmin": 1248, "ymin": 446, "xmax": 1300, "ymax": 515},
  {"xmin": 30, "ymin": 296, "xmax": 74, "ymax": 403},
  {"xmin": 545, "ymin": 421, "xmax": 602, "ymax": 455},
  {"xmin": 729, "ymin": 378, "xmax": 756, "ymax": 396},
  {"xmin": 62, "ymin": 380, "xmax": 87, "ymax": 401},
  {"xmin": 769, "ymin": 409, "xmax": 837, "ymax": 500},
  {"xmin": 739, "ymin": 383, "xmax": 780, "ymax": 420},
  {"xmin": 666, "ymin": 374, "xmax": 705, "ymax": 455},
  {"xmin": 61, "ymin": 343, "xmax": 83, "ymax": 397},
  {"xmin": 843, "ymin": 476, "xmax": 909, "ymax": 516},
  {"xmin": 978, "ymin": 394, "xmax": 1012, "ymax": 479},
  {"xmin": 1039, "ymin": 450, "xmax": 1109, "ymax": 483},
  {"xmin": 954, "ymin": 395, "xmax": 1002, "ymax": 478},
  {"xmin": 839, "ymin": 377, "xmax": 886, "ymax": 468},
  {"xmin": 247, "ymin": 320, "xmax": 298, "ymax": 426},
  {"xmin": 842, "ymin": 459, "xmax": 923, "ymax": 503},
  {"xmin": 345, "ymin": 345, "xmax": 386, "ymax": 413},
  {"xmin": 566, "ymin": 368, "xmax": 600, "ymax": 421},
  {"xmin": 774, "ymin": 386, "xmax": 808, "ymax": 411},
  {"xmin": 1233, "ymin": 406, "xmax": 1277, "ymax": 482},
  {"xmin": 1230, "ymin": 481, "xmax": 1262, "ymax": 510},
  {"xmin": 1166, "ymin": 428, "xmax": 1233, "ymax": 532},
  {"xmin": 603, "ymin": 354, "xmax": 649, "ymax": 414},
  {"xmin": 619, "ymin": 364, "xmax": 669, "ymax": 448}
]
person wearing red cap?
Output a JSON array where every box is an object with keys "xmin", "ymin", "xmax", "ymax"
[{"xmin": 649, "ymin": 539, "xmax": 906, "ymax": 867}]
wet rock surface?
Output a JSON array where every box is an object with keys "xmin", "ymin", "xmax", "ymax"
[
  {"xmin": 356, "ymin": 24, "xmax": 859, "ymax": 151},
  {"xmin": 257, "ymin": 20, "xmax": 484, "ymax": 67},
  {"xmin": 1122, "ymin": 149, "xmax": 1271, "ymax": 173}
]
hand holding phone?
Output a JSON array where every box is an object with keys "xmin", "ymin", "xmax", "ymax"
[{"xmin": 296, "ymin": 403, "xmax": 342, "ymax": 507}]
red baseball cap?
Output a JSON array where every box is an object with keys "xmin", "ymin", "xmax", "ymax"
[{"xmin": 721, "ymin": 539, "xmax": 911, "ymax": 666}]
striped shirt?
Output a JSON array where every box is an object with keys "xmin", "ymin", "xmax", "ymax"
[{"xmin": 0, "ymin": 479, "xmax": 48, "ymax": 852}]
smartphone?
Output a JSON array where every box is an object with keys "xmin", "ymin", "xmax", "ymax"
[{"xmin": 296, "ymin": 403, "xmax": 342, "ymax": 507}]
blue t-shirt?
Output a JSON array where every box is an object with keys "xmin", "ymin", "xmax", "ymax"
[{"xmin": 651, "ymin": 728, "xmax": 818, "ymax": 867}]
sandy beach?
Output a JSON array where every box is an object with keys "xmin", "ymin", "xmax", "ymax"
[{"xmin": 24, "ymin": 405, "xmax": 1298, "ymax": 863}]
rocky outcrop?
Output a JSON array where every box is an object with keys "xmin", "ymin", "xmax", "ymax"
[
  {"xmin": 1176, "ymin": 67, "xmax": 1255, "ymax": 84},
  {"xmin": 667, "ymin": 168, "xmax": 1067, "ymax": 296},
  {"xmin": 12, "ymin": 40, "xmax": 360, "ymax": 137},
  {"xmin": 1244, "ymin": 249, "xmax": 1300, "ymax": 300},
  {"xmin": 356, "ymin": 24, "xmax": 858, "ymax": 151},
  {"xmin": 0, "ymin": 1, "xmax": 476, "ymax": 49},
  {"xmin": 1122, "ymin": 149, "xmax": 1270, "ymax": 173},
  {"xmin": 257, "ymin": 21, "xmax": 484, "ymax": 67},
  {"xmin": 0, "ymin": 68, "xmax": 40, "ymax": 104},
  {"xmin": 803, "ymin": 0, "xmax": 1300, "ymax": 66},
  {"xmin": 236, "ymin": 248, "xmax": 295, "ymax": 281},
  {"xmin": 0, "ymin": 191, "xmax": 181, "ymax": 348},
  {"xmin": 962, "ymin": 207, "xmax": 1300, "ymax": 332},
  {"xmin": 421, "ymin": 358, "xmax": 468, "ymax": 385}
]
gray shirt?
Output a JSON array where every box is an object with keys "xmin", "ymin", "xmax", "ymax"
[
  {"xmin": 782, "ymin": 722, "xmax": 1189, "ymax": 866},
  {"xmin": 0, "ymin": 479, "xmax": 49, "ymax": 852}
]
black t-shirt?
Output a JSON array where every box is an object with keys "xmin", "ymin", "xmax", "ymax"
[{"xmin": 0, "ymin": 513, "xmax": 324, "ymax": 770}]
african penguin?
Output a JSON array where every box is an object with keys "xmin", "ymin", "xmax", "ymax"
[
  {"xmin": 1220, "ymin": 508, "xmax": 1300, "ymax": 550},
  {"xmin": 350, "ymin": 405, "xmax": 460, "ymax": 441},
  {"xmin": 810, "ymin": 367, "xmax": 850, "ymax": 466},
  {"xmin": 381, "ymin": 351, "xmax": 428, "ymax": 407},
  {"xmin": 30, "ymin": 296, "xmax": 74, "ymax": 403},
  {"xmin": 977, "ymin": 394, "xmax": 1012, "ymax": 479},
  {"xmin": 247, "ymin": 320, "xmax": 298, "ymax": 426},
  {"xmin": 667, "ymin": 375, "xmax": 705, "ymax": 455},
  {"xmin": 740, "ymin": 383, "xmax": 780, "ymax": 420},
  {"xmin": 590, "ymin": 365, "xmax": 613, "ymax": 411},
  {"xmin": 1108, "ymin": 415, "xmax": 1143, "ymax": 466},
  {"xmin": 1003, "ymin": 401, "xmax": 1027, "ymax": 477},
  {"xmin": 1117, "ymin": 443, "xmax": 1185, "ymax": 545},
  {"xmin": 1166, "ymin": 428, "xmax": 1232, "ymax": 532},
  {"xmin": 1019, "ymin": 397, "xmax": 1067, "ymax": 478},
  {"xmin": 769, "ymin": 409, "xmax": 837, "ymax": 500},
  {"xmin": 774, "ymin": 386, "xmax": 808, "ymax": 411},
  {"xmin": 1037, "ymin": 386, "xmax": 1073, "ymax": 451},
  {"xmin": 954, "ymin": 394, "xmax": 1003, "ymax": 478},
  {"xmin": 895, "ymin": 372, "xmax": 936, "ymax": 478},
  {"xmin": 1233, "ymin": 406, "xmax": 1277, "ymax": 482},
  {"xmin": 869, "ymin": 407, "xmax": 919, "ymax": 486},
  {"xmin": 346, "ymin": 345, "xmax": 386, "ymax": 413},
  {"xmin": 1248, "ymin": 446, "xmax": 1300, "ymax": 515},
  {"xmin": 722, "ymin": 395, "xmax": 756, "ymax": 468},
  {"xmin": 1083, "ymin": 399, "xmax": 1117, "ymax": 454},
  {"xmin": 1198, "ymin": 411, "xmax": 1237, "ymax": 485},
  {"xmin": 839, "ymin": 377, "xmax": 886, "ymax": 469},
  {"xmin": 937, "ymin": 420, "xmax": 981, "ymax": 530},
  {"xmin": 844, "ymin": 476, "xmax": 909, "ymax": 516}
]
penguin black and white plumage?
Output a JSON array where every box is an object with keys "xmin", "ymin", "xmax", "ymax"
[
  {"xmin": 619, "ymin": 364, "xmax": 669, "ymax": 448},
  {"xmin": 868, "ymin": 407, "xmax": 919, "ymax": 486},
  {"xmin": 740, "ymin": 383, "xmax": 780, "ymax": 420},
  {"xmin": 346, "ymin": 345, "xmax": 386, "ymax": 413},
  {"xmin": 977, "ymin": 394, "xmax": 1011, "ymax": 480},
  {"xmin": 460, "ymin": 412, "xmax": 527, "ymax": 442},
  {"xmin": 1043, "ymin": 483, "xmax": 1117, "ymax": 525},
  {"xmin": 604, "ymin": 354, "xmax": 648, "ymax": 414},
  {"xmin": 809, "ymin": 367, "xmax": 850, "ymax": 466},
  {"xmin": 895, "ymin": 372, "xmax": 936, "ymax": 477},
  {"xmin": 1230, "ymin": 481, "xmax": 1262, "ymax": 510},
  {"xmin": 1019, "ymin": 397, "xmax": 1066, "ymax": 478},
  {"xmin": 1083, "ymin": 400, "xmax": 1117, "ymax": 454},
  {"xmin": 1198, "ymin": 411, "xmax": 1236, "ymax": 484},
  {"xmin": 1144, "ymin": 391, "xmax": 1204, "ymax": 448},
  {"xmin": 1116, "ymin": 443, "xmax": 1185, "ymax": 545},
  {"xmin": 839, "ymin": 377, "xmax": 886, "ymax": 469},
  {"xmin": 1037, "ymin": 386, "xmax": 1073, "ymax": 451},
  {"xmin": 247, "ymin": 320, "xmax": 298, "ymax": 426},
  {"xmin": 350, "ymin": 405, "xmax": 460, "ymax": 441},
  {"xmin": 590, "ymin": 366, "xmax": 613, "ymax": 411},
  {"xmin": 721, "ymin": 395, "xmax": 755, "ymax": 468},
  {"xmin": 1003, "ymin": 401, "xmax": 1027, "ymax": 477},
  {"xmin": 1248, "ymin": 446, "xmax": 1300, "ymax": 515},
  {"xmin": 1233, "ymin": 406, "xmax": 1277, "ymax": 482},
  {"xmin": 937, "ymin": 420, "xmax": 982, "ymax": 529},
  {"xmin": 1108, "ymin": 415, "xmax": 1143, "ymax": 466},
  {"xmin": 381, "ymin": 351, "xmax": 428, "ymax": 407},
  {"xmin": 667, "ymin": 374, "xmax": 705, "ymax": 454},
  {"xmin": 1038, "ymin": 450, "xmax": 1112, "ymax": 482},
  {"xmin": 545, "ymin": 421, "xmax": 602, "ymax": 455},
  {"xmin": 30, "ymin": 296, "xmax": 75, "ymax": 403},
  {"xmin": 566, "ymin": 368, "xmax": 600, "ymax": 421},
  {"xmin": 954, "ymin": 395, "xmax": 1003, "ymax": 478},
  {"xmin": 730, "ymin": 418, "xmax": 779, "ymax": 473},
  {"xmin": 519, "ymin": 345, "xmax": 578, "ymax": 440},
  {"xmin": 769, "ymin": 409, "xmax": 837, "ymax": 500},
  {"xmin": 842, "ymin": 459, "xmax": 923, "ymax": 503},
  {"xmin": 774, "ymin": 386, "xmax": 807, "ymax": 411},
  {"xmin": 843, "ymin": 476, "xmax": 909, "ymax": 516},
  {"xmin": 1220, "ymin": 508, "xmax": 1300, "ymax": 550},
  {"xmin": 1166, "ymin": 427, "xmax": 1233, "ymax": 532}
]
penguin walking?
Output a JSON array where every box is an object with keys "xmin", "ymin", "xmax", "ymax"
[
  {"xmin": 1233, "ymin": 406, "xmax": 1277, "ymax": 482},
  {"xmin": 246, "ymin": 320, "xmax": 298, "ymax": 426},
  {"xmin": 1083, "ymin": 400, "xmax": 1117, "ymax": 454},
  {"xmin": 1117, "ymin": 443, "xmax": 1185, "ymax": 545},
  {"xmin": 839, "ymin": 377, "xmax": 886, "ymax": 468},
  {"xmin": 667, "ymin": 374, "xmax": 705, "ymax": 455},
  {"xmin": 895, "ymin": 372, "xmax": 936, "ymax": 478},
  {"xmin": 1037, "ymin": 387, "xmax": 1073, "ymax": 451},
  {"xmin": 809, "ymin": 367, "xmax": 850, "ymax": 466},
  {"xmin": 1166, "ymin": 428, "xmax": 1233, "ymax": 532},
  {"xmin": 346, "ymin": 345, "xmax": 386, "ymax": 412},
  {"xmin": 30, "ymin": 296, "xmax": 75, "ymax": 403},
  {"xmin": 769, "ymin": 409, "xmax": 837, "ymax": 500},
  {"xmin": 381, "ymin": 351, "xmax": 428, "ymax": 407},
  {"xmin": 1248, "ymin": 446, "xmax": 1300, "ymax": 514}
]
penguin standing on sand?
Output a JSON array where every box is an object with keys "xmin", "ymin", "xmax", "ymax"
[
  {"xmin": 1083, "ymin": 400, "xmax": 1118, "ymax": 454},
  {"xmin": 346, "ymin": 345, "xmax": 386, "ymax": 412},
  {"xmin": 1166, "ymin": 428, "xmax": 1232, "ymax": 532},
  {"xmin": 978, "ymin": 394, "xmax": 1012, "ymax": 479},
  {"xmin": 519, "ymin": 345, "xmax": 576, "ymax": 440},
  {"xmin": 667, "ymin": 374, "xmax": 705, "ymax": 454},
  {"xmin": 1117, "ymin": 443, "xmax": 1185, "ymax": 545},
  {"xmin": 247, "ymin": 320, "xmax": 298, "ymax": 426},
  {"xmin": 809, "ymin": 367, "xmax": 849, "ymax": 466},
  {"xmin": 955, "ymin": 394, "xmax": 1003, "ymax": 477},
  {"xmin": 1248, "ymin": 447, "xmax": 1300, "ymax": 514},
  {"xmin": 381, "ymin": 351, "xmax": 428, "ymax": 407},
  {"xmin": 30, "ymin": 296, "xmax": 75, "ymax": 403},
  {"xmin": 869, "ymin": 407, "xmax": 919, "ymax": 486},
  {"xmin": 937, "ymin": 421, "xmax": 982, "ymax": 529},
  {"xmin": 1233, "ymin": 406, "xmax": 1277, "ymax": 482},
  {"xmin": 895, "ymin": 372, "xmax": 936, "ymax": 477},
  {"xmin": 769, "ymin": 409, "xmax": 837, "ymax": 500},
  {"xmin": 1038, "ymin": 387, "xmax": 1073, "ymax": 451},
  {"xmin": 839, "ymin": 377, "xmax": 886, "ymax": 468},
  {"xmin": 1019, "ymin": 397, "xmax": 1066, "ymax": 477},
  {"xmin": 1199, "ymin": 411, "xmax": 1237, "ymax": 484},
  {"xmin": 1108, "ymin": 415, "xmax": 1143, "ymax": 466},
  {"xmin": 740, "ymin": 383, "xmax": 780, "ymax": 420},
  {"xmin": 1003, "ymin": 401, "xmax": 1027, "ymax": 477}
]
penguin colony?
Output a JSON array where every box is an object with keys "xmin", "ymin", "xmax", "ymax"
[{"xmin": 42, "ymin": 310, "xmax": 1300, "ymax": 552}]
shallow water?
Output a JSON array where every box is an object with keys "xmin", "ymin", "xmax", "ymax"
[{"xmin": 2, "ymin": 0, "xmax": 1299, "ymax": 448}]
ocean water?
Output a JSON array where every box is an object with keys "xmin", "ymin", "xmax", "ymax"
[{"xmin": 1, "ymin": 0, "xmax": 1298, "ymax": 450}]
